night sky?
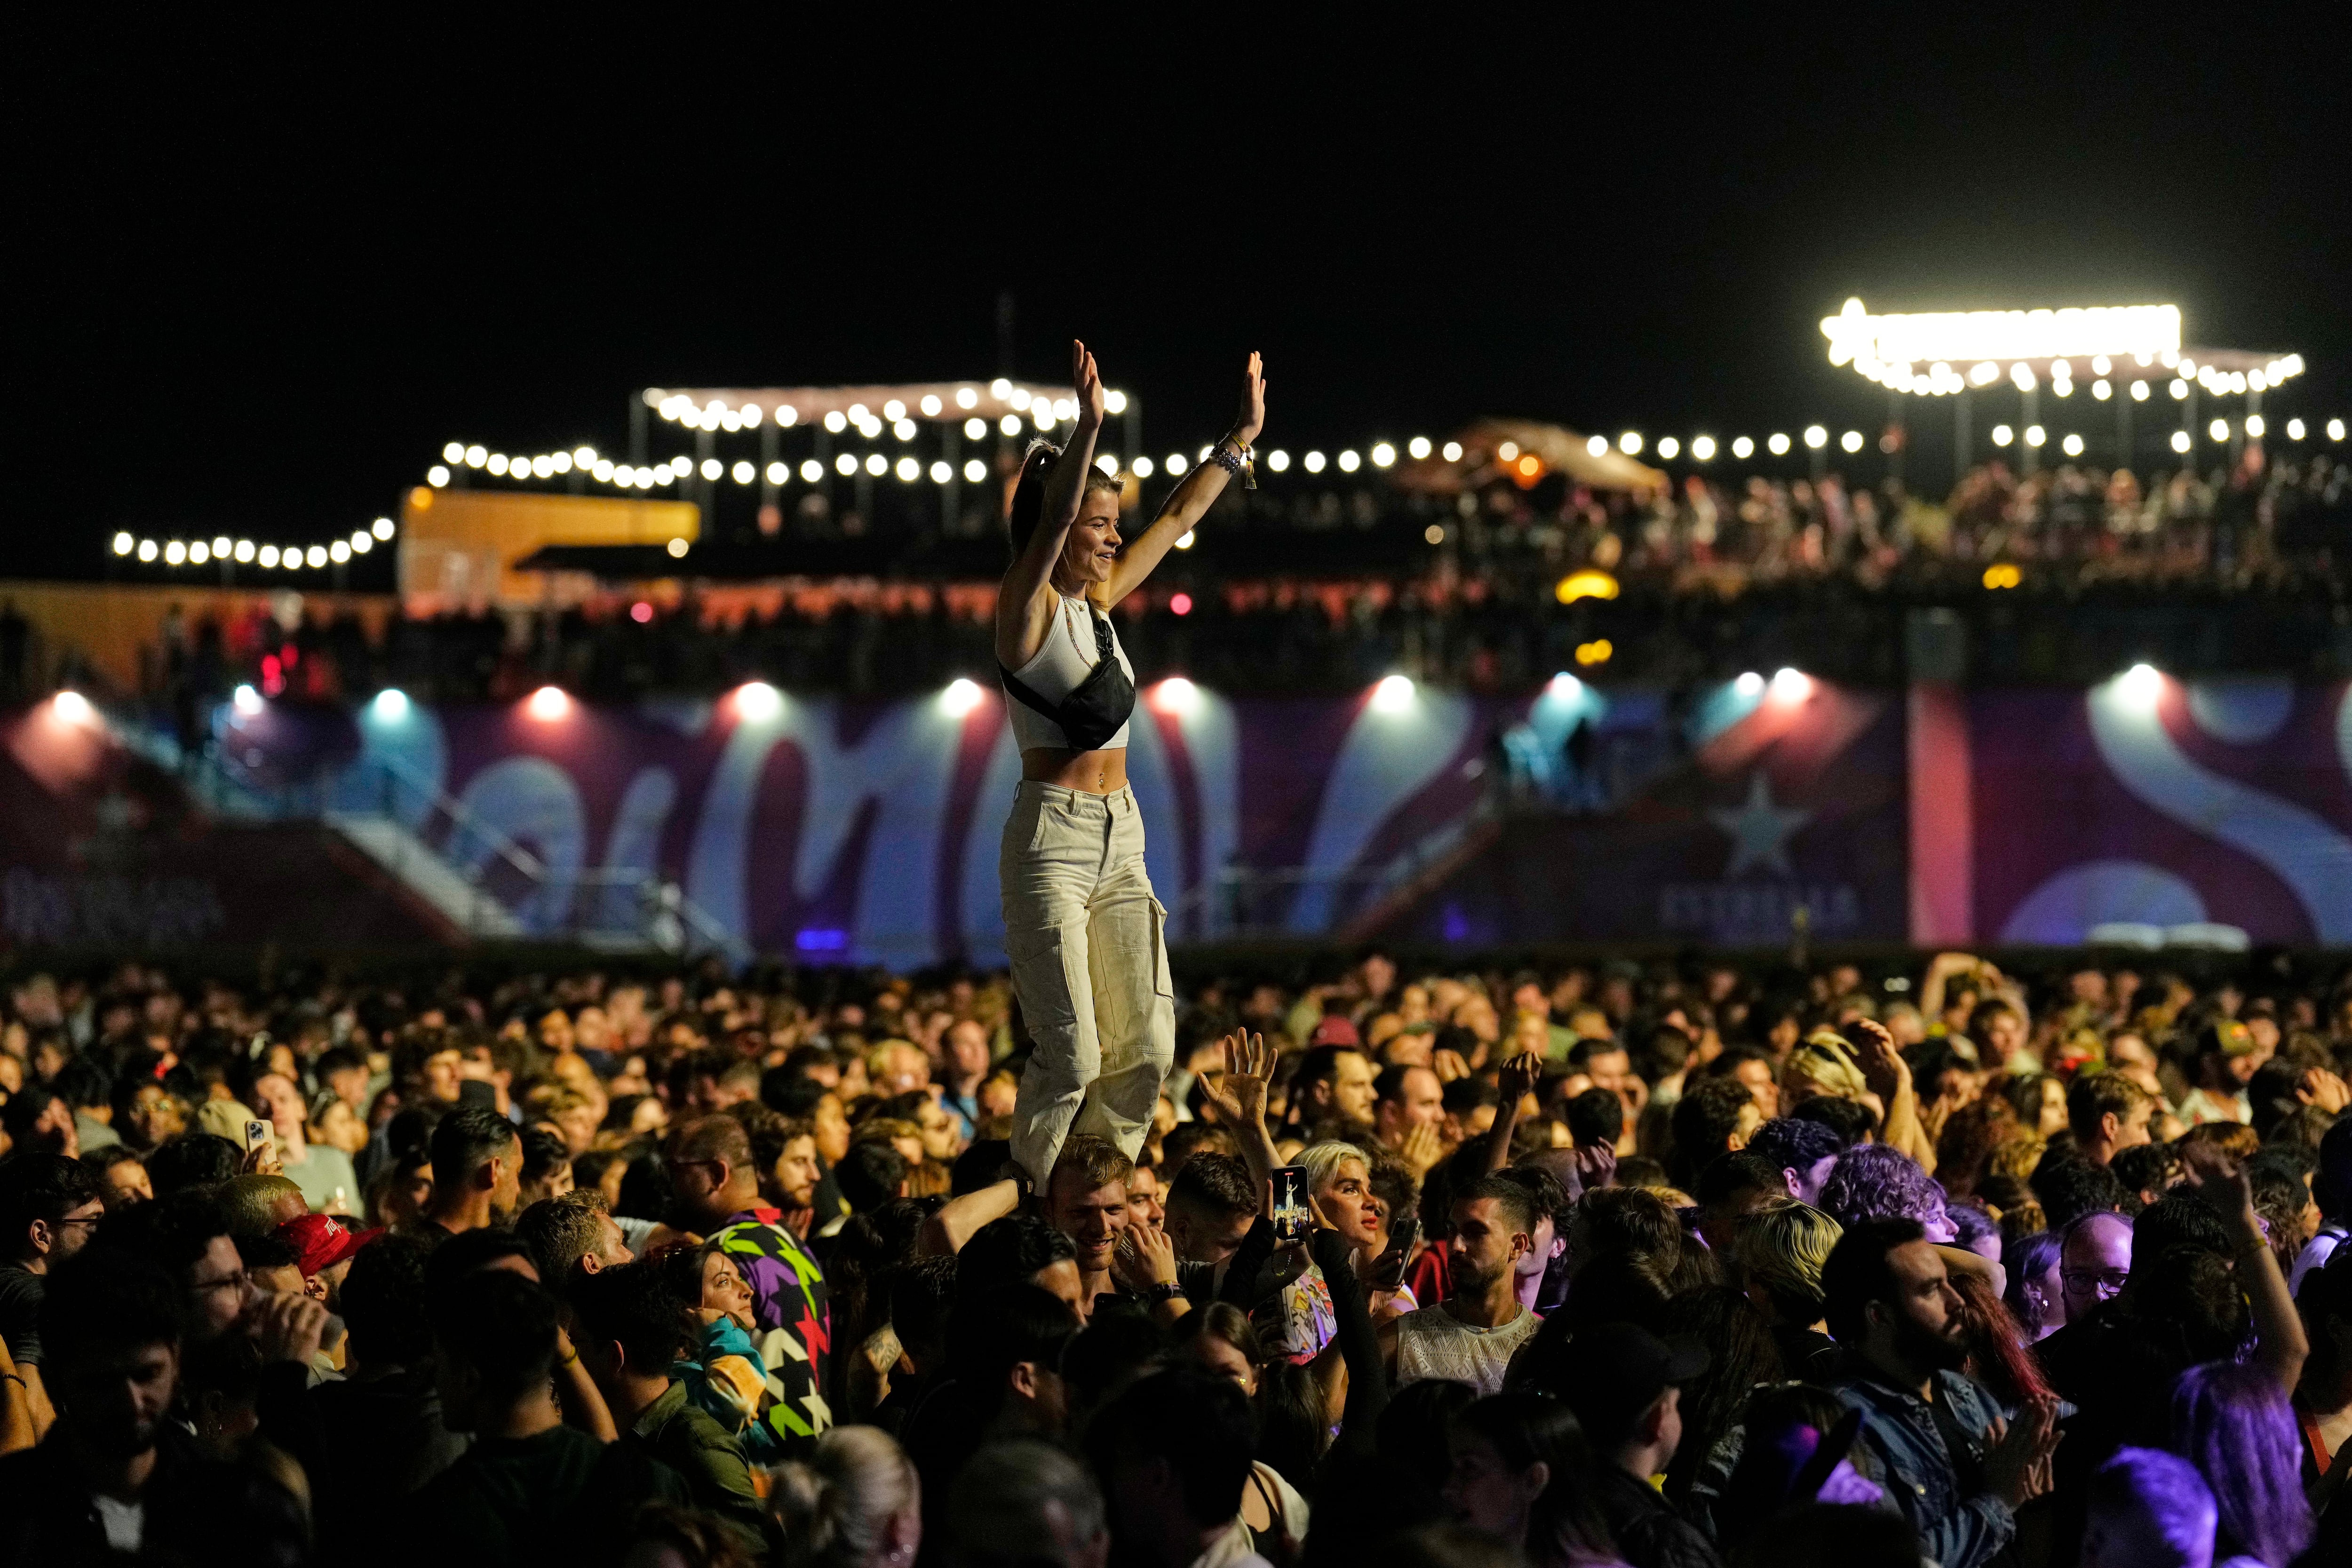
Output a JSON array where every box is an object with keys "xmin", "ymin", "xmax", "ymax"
[{"xmin": 10, "ymin": 10, "xmax": 2346, "ymax": 577}]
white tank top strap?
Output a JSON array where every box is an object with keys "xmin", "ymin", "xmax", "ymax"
[{"xmin": 1004, "ymin": 594, "xmax": 1134, "ymax": 751}]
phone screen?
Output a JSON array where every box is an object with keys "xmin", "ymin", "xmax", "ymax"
[{"xmin": 1270, "ymin": 1165, "xmax": 1310, "ymax": 1243}]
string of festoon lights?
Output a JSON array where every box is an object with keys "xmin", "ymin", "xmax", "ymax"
[
  {"xmin": 418, "ymin": 412, "xmax": 2352, "ymax": 500},
  {"xmin": 102, "ymin": 372, "xmax": 2351, "ymax": 577},
  {"xmin": 110, "ymin": 517, "xmax": 397, "ymax": 572}
]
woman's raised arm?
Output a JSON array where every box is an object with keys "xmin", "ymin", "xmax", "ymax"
[
  {"xmin": 1105, "ymin": 351, "xmax": 1264, "ymax": 607},
  {"xmin": 995, "ymin": 340, "xmax": 1105, "ymax": 665}
]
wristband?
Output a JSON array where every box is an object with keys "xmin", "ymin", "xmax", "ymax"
[
  {"xmin": 1208, "ymin": 439, "xmax": 1256, "ymax": 491},
  {"xmin": 1142, "ymin": 1280, "xmax": 1184, "ymax": 1304}
]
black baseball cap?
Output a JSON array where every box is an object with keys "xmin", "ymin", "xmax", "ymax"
[{"xmin": 1553, "ymin": 1322, "xmax": 1709, "ymax": 1447}]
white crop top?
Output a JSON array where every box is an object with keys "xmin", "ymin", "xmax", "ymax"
[{"xmin": 1003, "ymin": 595, "xmax": 1134, "ymax": 751}]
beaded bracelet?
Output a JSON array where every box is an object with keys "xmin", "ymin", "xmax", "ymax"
[{"xmin": 1207, "ymin": 437, "xmax": 1257, "ymax": 490}]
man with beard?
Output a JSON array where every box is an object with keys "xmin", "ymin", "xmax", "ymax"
[
  {"xmin": 0, "ymin": 1154, "xmax": 106, "ymax": 1440},
  {"xmin": 0, "ymin": 1246, "xmax": 308, "ymax": 1559},
  {"xmin": 413, "ymin": 1105, "xmax": 524, "ymax": 1242},
  {"xmin": 1821, "ymin": 1219, "xmax": 2063, "ymax": 1568},
  {"xmin": 1039, "ymin": 1135, "xmax": 1132, "ymax": 1321},
  {"xmin": 1283, "ymin": 1043, "xmax": 1377, "ymax": 1143},
  {"xmin": 1377, "ymin": 1177, "xmax": 1541, "ymax": 1395}
]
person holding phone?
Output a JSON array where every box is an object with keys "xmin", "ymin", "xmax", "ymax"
[{"xmin": 995, "ymin": 339, "xmax": 1266, "ymax": 1186}]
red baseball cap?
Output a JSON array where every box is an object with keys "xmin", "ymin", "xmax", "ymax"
[
  {"xmin": 1308, "ymin": 1015, "xmax": 1361, "ymax": 1049},
  {"xmin": 276, "ymin": 1213, "xmax": 381, "ymax": 1278}
]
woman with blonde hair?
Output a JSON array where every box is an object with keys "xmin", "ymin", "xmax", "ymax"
[
  {"xmin": 1730, "ymin": 1199, "xmax": 1844, "ymax": 1377},
  {"xmin": 770, "ymin": 1425, "xmax": 922, "ymax": 1568}
]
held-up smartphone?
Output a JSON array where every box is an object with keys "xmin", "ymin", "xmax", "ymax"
[
  {"xmin": 1368, "ymin": 1214, "xmax": 1420, "ymax": 1291},
  {"xmin": 1270, "ymin": 1165, "xmax": 1310, "ymax": 1244},
  {"xmin": 245, "ymin": 1119, "xmax": 271, "ymax": 1152},
  {"xmin": 458, "ymin": 1078, "xmax": 497, "ymax": 1110}
]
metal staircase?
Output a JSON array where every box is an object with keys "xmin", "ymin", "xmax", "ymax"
[{"xmin": 108, "ymin": 707, "xmax": 745, "ymax": 960}]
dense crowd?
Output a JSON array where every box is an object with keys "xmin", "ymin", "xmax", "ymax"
[
  {"xmin": 95, "ymin": 450, "xmax": 2352, "ymax": 719},
  {"xmin": 0, "ymin": 944, "xmax": 2346, "ymax": 1567}
]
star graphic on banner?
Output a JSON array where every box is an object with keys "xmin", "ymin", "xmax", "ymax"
[{"xmin": 1707, "ymin": 771, "xmax": 1812, "ymax": 878}]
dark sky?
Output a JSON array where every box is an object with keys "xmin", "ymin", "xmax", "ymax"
[{"xmin": 9, "ymin": 9, "xmax": 2346, "ymax": 577}]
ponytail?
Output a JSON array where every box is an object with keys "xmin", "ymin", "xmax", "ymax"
[
  {"xmin": 1007, "ymin": 442, "xmax": 1063, "ymax": 556},
  {"xmin": 1007, "ymin": 440, "xmax": 1126, "ymax": 559},
  {"xmin": 769, "ymin": 1426, "xmax": 920, "ymax": 1568}
]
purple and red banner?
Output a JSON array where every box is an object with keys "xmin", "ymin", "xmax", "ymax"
[{"xmin": 9, "ymin": 671, "xmax": 2350, "ymax": 955}]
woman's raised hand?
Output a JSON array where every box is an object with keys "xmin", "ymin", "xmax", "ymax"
[
  {"xmin": 1232, "ymin": 351, "xmax": 1265, "ymax": 446},
  {"xmin": 1205, "ymin": 1030, "xmax": 1275, "ymax": 1127},
  {"xmin": 1850, "ymin": 1017, "xmax": 1909, "ymax": 1099},
  {"xmin": 1073, "ymin": 339, "xmax": 1104, "ymax": 428}
]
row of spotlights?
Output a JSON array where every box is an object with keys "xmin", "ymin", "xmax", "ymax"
[{"xmin": 216, "ymin": 664, "xmax": 1841, "ymax": 743}]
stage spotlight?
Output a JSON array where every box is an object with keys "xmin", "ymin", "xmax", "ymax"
[
  {"xmin": 940, "ymin": 678, "xmax": 984, "ymax": 717},
  {"xmin": 2117, "ymin": 662, "xmax": 2162, "ymax": 708},
  {"xmin": 735, "ymin": 681, "xmax": 782, "ymax": 721},
  {"xmin": 1152, "ymin": 677, "xmax": 1200, "ymax": 716},
  {"xmin": 1370, "ymin": 674, "xmax": 1415, "ymax": 714}
]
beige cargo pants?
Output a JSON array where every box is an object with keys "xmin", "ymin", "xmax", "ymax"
[{"xmin": 1000, "ymin": 781, "xmax": 1175, "ymax": 1185}]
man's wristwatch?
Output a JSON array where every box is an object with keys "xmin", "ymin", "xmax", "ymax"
[{"xmin": 1142, "ymin": 1279, "xmax": 1184, "ymax": 1304}]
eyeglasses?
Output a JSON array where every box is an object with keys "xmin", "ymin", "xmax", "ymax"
[
  {"xmin": 56, "ymin": 1213, "xmax": 105, "ymax": 1230},
  {"xmin": 189, "ymin": 1267, "xmax": 250, "ymax": 1299},
  {"xmin": 2061, "ymin": 1267, "xmax": 2130, "ymax": 1295}
]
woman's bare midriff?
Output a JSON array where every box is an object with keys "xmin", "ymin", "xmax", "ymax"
[{"xmin": 1022, "ymin": 747, "xmax": 1129, "ymax": 793}]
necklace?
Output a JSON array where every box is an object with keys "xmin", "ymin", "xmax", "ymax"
[{"xmin": 1063, "ymin": 596, "xmax": 1097, "ymax": 666}]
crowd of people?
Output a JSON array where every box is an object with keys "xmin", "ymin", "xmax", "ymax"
[
  {"xmin": 89, "ymin": 446, "xmax": 2352, "ymax": 720},
  {"xmin": 0, "ymin": 944, "xmax": 2345, "ymax": 1567}
]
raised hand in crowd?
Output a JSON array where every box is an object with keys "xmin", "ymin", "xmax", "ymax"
[
  {"xmin": 1496, "ymin": 1049, "xmax": 1543, "ymax": 1110},
  {"xmin": 1571, "ymin": 1138, "xmax": 1617, "ymax": 1194},
  {"xmin": 1395, "ymin": 1122, "xmax": 1445, "ymax": 1182},
  {"xmin": 1851, "ymin": 1015, "xmax": 1936, "ymax": 1171},
  {"xmin": 1200, "ymin": 1029, "xmax": 1276, "ymax": 1129},
  {"xmin": 2300, "ymin": 1065, "xmax": 2352, "ymax": 1115},
  {"xmin": 1201, "ymin": 1030, "xmax": 1281, "ymax": 1193},
  {"xmin": 2178, "ymin": 1138, "xmax": 2310, "ymax": 1390}
]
